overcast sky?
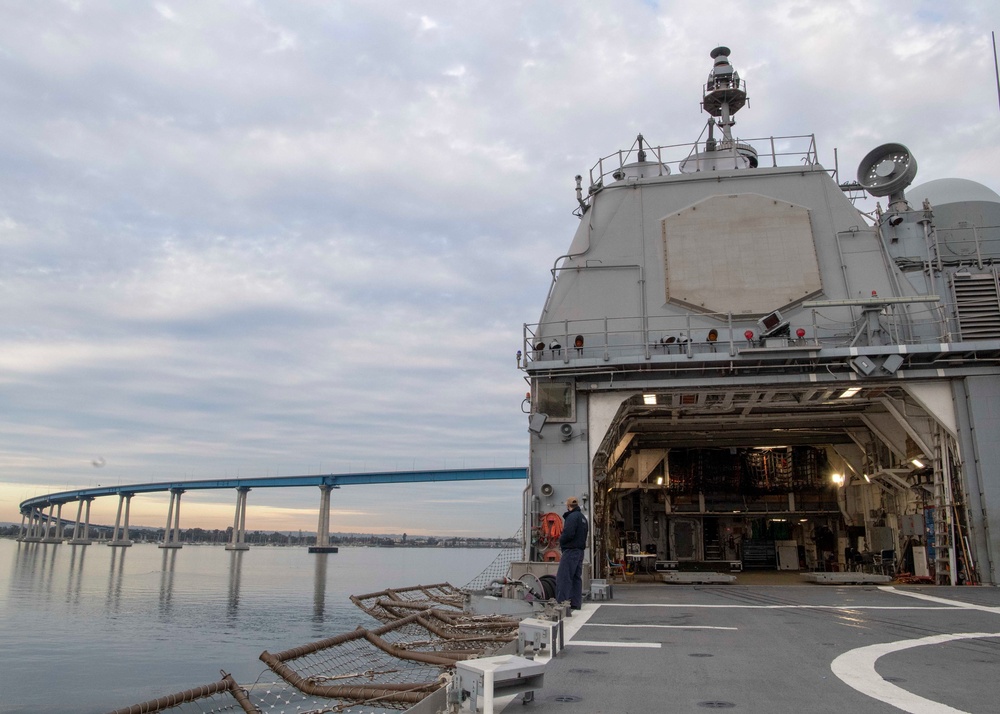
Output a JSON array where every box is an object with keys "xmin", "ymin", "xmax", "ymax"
[{"xmin": 2, "ymin": 1, "xmax": 999, "ymax": 536}]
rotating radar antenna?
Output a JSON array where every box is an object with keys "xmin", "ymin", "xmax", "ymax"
[{"xmin": 856, "ymin": 143, "xmax": 918, "ymax": 199}]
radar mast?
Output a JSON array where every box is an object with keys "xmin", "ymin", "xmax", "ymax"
[{"xmin": 702, "ymin": 46, "xmax": 747, "ymax": 145}]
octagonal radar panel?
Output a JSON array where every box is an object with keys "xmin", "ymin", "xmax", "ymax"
[{"xmin": 857, "ymin": 143, "xmax": 918, "ymax": 197}]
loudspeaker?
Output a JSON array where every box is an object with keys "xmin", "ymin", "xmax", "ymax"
[
  {"xmin": 560, "ymin": 424, "xmax": 573, "ymax": 436},
  {"xmin": 852, "ymin": 356, "xmax": 876, "ymax": 375},
  {"xmin": 883, "ymin": 354, "xmax": 904, "ymax": 373},
  {"xmin": 540, "ymin": 483, "xmax": 554, "ymax": 497}
]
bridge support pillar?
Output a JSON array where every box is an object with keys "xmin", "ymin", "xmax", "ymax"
[
  {"xmin": 17, "ymin": 512, "xmax": 28, "ymax": 542},
  {"xmin": 108, "ymin": 494, "xmax": 134, "ymax": 547},
  {"xmin": 309, "ymin": 484, "xmax": 338, "ymax": 553},
  {"xmin": 42, "ymin": 503, "xmax": 64, "ymax": 543},
  {"xmin": 159, "ymin": 489, "xmax": 184, "ymax": 549},
  {"xmin": 226, "ymin": 487, "xmax": 251, "ymax": 551},
  {"xmin": 70, "ymin": 497, "xmax": 94, "ymax": 545},
  {"xmin": 23, "ymin": 510, "xmax": 41, "ymax": 542}
]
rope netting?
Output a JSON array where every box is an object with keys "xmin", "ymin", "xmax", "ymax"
[
  {"xmin": 105, "ymin": 577, "xmax": 522, "ymax": 714},
  {"xmin": 462, "ymin": 526, "xmax": 523, "ymax": 591}
]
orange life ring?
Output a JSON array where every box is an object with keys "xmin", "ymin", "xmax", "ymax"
[
  {"xmin": 538, "ymin": 512, "xmax": 563, "ymax": 548},
  {"xmin": 543, "ymin": 549, "xmax": 561, "ymax": 562}
]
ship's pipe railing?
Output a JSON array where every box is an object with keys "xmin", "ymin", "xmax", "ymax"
[
  {"xmin": 585, "ymin": 133, "xmax": 820, "ymax": 191},
  {"xmin": 930, "ymin": 224, "xmax": 1000, "ymax": 270},
  {"xmin": 522, "ymin": 304, "xmax": 953, "ymax": 365}
]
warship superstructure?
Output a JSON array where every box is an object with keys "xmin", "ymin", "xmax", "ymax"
[{"xmin": 521, "ymin": 47, "xmax": 1000, "ymax": 586}]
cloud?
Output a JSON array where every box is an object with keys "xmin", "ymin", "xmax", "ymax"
[{"xmin": 2, "ymin": 0, "xmax": 998, "ymax": 535}]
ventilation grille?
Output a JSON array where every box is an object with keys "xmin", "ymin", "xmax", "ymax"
[{"xmin": 952, "ymin": 272, "xmax": 1000, "ymax": 340}]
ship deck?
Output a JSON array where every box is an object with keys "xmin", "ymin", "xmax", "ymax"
[{"xmin": 509, "ymin": 581, "xmax": 1000, "ymax": 713}]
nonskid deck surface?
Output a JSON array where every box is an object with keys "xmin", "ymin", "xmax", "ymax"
[{"xmin": 508, "ymin": 584, "xmax": 1000, "ymax": 714}]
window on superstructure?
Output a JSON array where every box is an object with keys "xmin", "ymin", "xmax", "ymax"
[{"xmin": 535, "ymin": 381, "xmax": 575, "ymax": 422}]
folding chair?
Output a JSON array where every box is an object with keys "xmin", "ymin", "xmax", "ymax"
[{"xmin": 606, "ymin": 556, "xmax": 626, "ymax": 582}]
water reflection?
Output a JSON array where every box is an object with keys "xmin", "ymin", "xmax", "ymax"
[
  {"xmin": 43, "ymin": 542, "xmax": 59, "ymax": 596},
  {"xmin": 13, "ymin": 542, "xmax": 62, "ymax": 605},
  {"xmin": 1, "ymin": 540, "xmax": 494, "ymax": 713},
  {"xmin": 66, "ymin": 544, "xmax": 88, "ymax": 607},
  {"xmin": 227, "ymin": 550, "xmax": 244, "ymax": 620},
  {"xmin": 158, "ymin": 547, "xmax": 177, "ymax": 617},
  {"xmin": 313, "ymin": 552, "xmax": 328, "ymax": 624},
  {"xmin": 106, "ymin": 546, "xmax": 128, "ymax": 612}
]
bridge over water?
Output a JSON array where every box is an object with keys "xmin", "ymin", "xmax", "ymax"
[{"xmin": 17, "ymin": 467, "xmax": 527, "ymax": 551}]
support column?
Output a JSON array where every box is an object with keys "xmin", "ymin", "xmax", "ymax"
[
  {"xmin": 42, "ymin": 503, "xmax": 64, "ymax": 543},
  {"xmin": 42, "ymin": 503, "xmax": 62, "ymax": 543},
  {"xmin": 17, "ymin": 511, "xmax": 27, "ymax": 542},
  {"xmin": 226, "ymin": 487, "xmax": 251, "ymax": 551},
  {"xmin": 69, "ymin": 498, "xmax": 93, "ymax": 545},
  {"xmin": 159, "ymin": 489, "xmax": 184, "ymax": 549},
  {"xmin": 23, "ymin": 510, "xmax": 41, "ymax": 542},
  {"xmin": 109, "ymin": 494, "xmax": 133, "ymax": 547},
  {"xmin": 83, "ymin": 498, "xmax": 93, "ymax": 542},
  {"xmin": 309, "ymin": 484, "xmax": 338, "ymax": 553},
  {"xmin": 71, "ymin": 500, "xmax": 82, "ymax": 540}
]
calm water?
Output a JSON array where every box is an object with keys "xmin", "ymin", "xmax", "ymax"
[{"xmin": 0, "ymin": 538, "xmax": 503, "ymax": 714}]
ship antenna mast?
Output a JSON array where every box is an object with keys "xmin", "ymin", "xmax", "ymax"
[
  {"xmin": 993, "ymin": 31, "xmax": 999, "ymax": 114},
  {"xmin": 702, "ymin": 46, "xmax": 747, "ymax": 145}
]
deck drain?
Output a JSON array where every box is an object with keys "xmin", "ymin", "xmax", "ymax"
[
  {"xmin": 550, "ymin": 695, "xmax": 582, "ymax": 703},
  {"xmin": 697, "ymin": 702, "xmax": 736, "ymax": 709},
  {"xmin": 584, "ymin": 650, "xmax": 609, "ymax": 655},
  {"xmin": 883, "ymin": 676, "xmax": 905, "ymax": 683},
  {"xmin": 689, "ymin": 653, "xmax": 714, "ymax": 657}
]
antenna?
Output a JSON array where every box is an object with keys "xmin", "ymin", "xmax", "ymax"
[{"xmin": 994, "ymin": 31, "xmax": 1000, "ymax": 113}]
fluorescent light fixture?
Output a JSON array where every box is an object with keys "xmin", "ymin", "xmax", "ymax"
[
  {"xmin": 910, "ymin": 458, "xmax": 925, "ymax": 469},
  {"xmin": 656, "ymin": 476, "xmax": 664, "ymax": 485},
  {"xmin": 863, "ymin": 474, "xmax": 871, "ymax": 483},
  {"xmin": 839, "ymin": 387, "xmax": 861, "ymax": 399},
  {"xmin": 643, "ymin": 394, "xmax": 657, "ymax": 405}
]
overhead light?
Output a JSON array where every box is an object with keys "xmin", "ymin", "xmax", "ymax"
[
  {"xmin": 643, "ymin": 394, "xmax": 657, "ymax": 405},
  {"xmin": 831, "ymin": 473, "xmax": 844, "ymax": 485},
  {"xmin": 910, "ymin": 458, "xmax": 925, "ymax": 469},
  {"xmin": 656, "ymin": 476, "xmax": 664, "ymax": 485},
  {"xmin": 839, "ymin": 387, "xmax": 861, "ymax": 398},
  {"xmin": 863, "ymin": 474, "xmax": 871, "ymax": 483}
]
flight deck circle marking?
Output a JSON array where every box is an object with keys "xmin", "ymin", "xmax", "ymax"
[{"xmin": 830, "ymin": 631, "xmax": 1000, "ymax": 714}]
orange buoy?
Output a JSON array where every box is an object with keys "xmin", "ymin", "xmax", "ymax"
[{"xmin": 543, "ymin": 549, "xmax": 561, "ymax": 562}]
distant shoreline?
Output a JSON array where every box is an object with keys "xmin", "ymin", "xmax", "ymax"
[{"xmin": 0, "ymin": 528, "xmax": 518, "ymax": 548}]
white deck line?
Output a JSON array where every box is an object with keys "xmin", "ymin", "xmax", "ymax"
[
  {"xmin": 585, "ymin": 622, "xmax": 737, "ymax": 630},
  {"xmin": 831, "ymin": 632, "xmax": 1000, "ymax": 714},
  {"xmin": 878, "ymin": 586, "xmax": 1000, "ymax": 614},
  {"xmin": 601, "ymin": 603, "xmax": 961, "ymax": 609},
  {"xmin": 566, "ymin": 640, "xmax": 662, "ymax": 648}
]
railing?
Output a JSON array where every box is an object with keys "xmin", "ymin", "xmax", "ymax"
[
  {"xmin": 584, "ymin": 133, "xmax": 821, "ymax": 193},
  {"xmin": 522, "ymin": 304, "xmax": 953, "ymax": 366},
  {"xmin": 933, "ymin": 224, "xmax": 1000, "ymax": 269}
]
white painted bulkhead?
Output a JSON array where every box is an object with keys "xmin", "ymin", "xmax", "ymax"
[{"xmin": 522, "ymin": 48, "xmax": 1000, "ymax": 586}]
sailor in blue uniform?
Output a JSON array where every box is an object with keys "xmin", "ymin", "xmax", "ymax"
[{"xmin": 555, "ymin": 496, "xmax": 588, "ymax": 609}]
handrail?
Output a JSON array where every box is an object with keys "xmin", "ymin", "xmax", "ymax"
[
  {"xmin": 521, "ymin": 303, "xmax": 955, "ymax": 366},
  {"xmin": 586, "ymin": 133, "xmax": 820, "ymax": 191}
]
